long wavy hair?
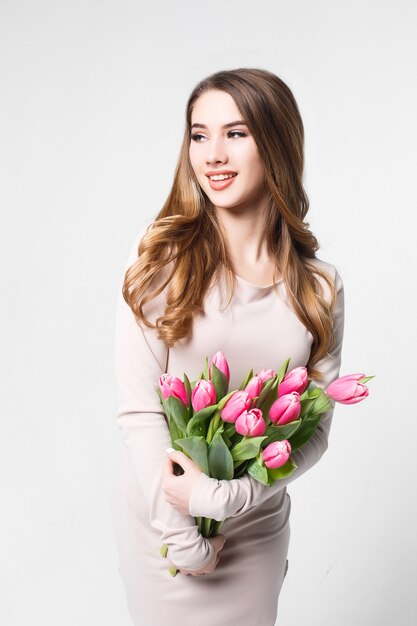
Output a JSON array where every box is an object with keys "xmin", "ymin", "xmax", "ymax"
[{"xmin": 123, "ymin": 68, "xmax": 337, "ymax": 381}]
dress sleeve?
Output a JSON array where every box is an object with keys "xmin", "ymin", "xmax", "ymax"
[
  {"xmin": 189, "ymin": 267, "xmax": 345, "ymax": 522},
  {"xmin": 115, "ymin": 223, "xmax": 215, "ymax": 570}
]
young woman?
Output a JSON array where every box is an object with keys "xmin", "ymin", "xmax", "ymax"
[{"xmin": 111, "ymin": 68, "xmax": 344, "ymax": 626}]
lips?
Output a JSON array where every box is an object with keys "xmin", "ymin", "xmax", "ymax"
[
  {"xmin": 206, "ymin": 172, "xmax": 238, "ymax": 191},
  {"xmin": 205, "ymin": 170, "xmax": 238, "ymax": 178}
]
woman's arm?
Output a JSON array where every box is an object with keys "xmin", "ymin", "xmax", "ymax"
[
  {"xmin": 188, "ymin": 268, "xmax": 345, "ymax": 522},
  {"xmin": 115, "ymin": 224, "xmax": 214, "ymax": 570}
]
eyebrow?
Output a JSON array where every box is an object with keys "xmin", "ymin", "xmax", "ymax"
[{"xmin": 191, "ymin": 120, "xmax": 247, "ymax": 129}]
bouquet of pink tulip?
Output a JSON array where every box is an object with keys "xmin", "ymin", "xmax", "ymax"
[{"xmin": 156, "ymin": 351, "xmax": 373, "ymax": 573}]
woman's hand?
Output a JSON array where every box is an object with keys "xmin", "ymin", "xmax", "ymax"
[
  {"xmin": 162, "ymin": 449, "xmax": 204, "ymax": 515},
  {"xmin": 170, "ymin": 534, "xmax": 227, "ymax": 576}
]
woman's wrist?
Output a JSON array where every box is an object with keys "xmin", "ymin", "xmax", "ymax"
[{"xmin": 189, "ymin": 472, "xmax": 229, "ymax": 521}]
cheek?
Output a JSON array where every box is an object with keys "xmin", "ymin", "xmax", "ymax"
[
  {"xmin": 244, "ymin": 152, "xmax": 265, "ymax": 185},
  {"xmin": 238, "ymin": 143, "xmax": 264, "ymax": 176}
]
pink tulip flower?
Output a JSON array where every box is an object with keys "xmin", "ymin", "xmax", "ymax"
[
  {"xmin": 244, "ymin": 375, "xmax": 264, "ymax": 399},
  {"xmin": 235, "ymin": 408, "xmax": 266, "ymax": 437},
  {"xmin": 209, "ymin": 351, "xmax": 230, "ymax": 382},
  {"xmin": 158, "ymin": 374, "xmax": 188, "ymax": 406},
  {"xmin": 220, "ymin": 390, "xmax": 251, "ymax": 423},
  {"xmin": 262, "ymin": 440, "xmax": 291, "ymax": 469},
  {"xmin": 278, "ymin": 366, "xmax": 309, "ymax": 396},
  {"xmin": 325, "ymin": 373, "xmax": 369, "ymax": 405},
  {"xmin": 257, "ymin": 368, "xmax": 276, "ymax": 383},
  {"xmin": 191, "ymin": 379, "xmax": 217, "ymax": 412},
  {"xmin": 269, "ymin": 391, "xmax": 301, "ymax": 425}
]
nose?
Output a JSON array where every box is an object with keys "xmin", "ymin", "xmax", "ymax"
[{"xmin": 205, "ymin": 135, "xmax": 228, "ymax": 166}]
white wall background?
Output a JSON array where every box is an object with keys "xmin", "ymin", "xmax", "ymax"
[{"xmin": 1, "ymin": 1, "xmax": 416, "ymax": 624}]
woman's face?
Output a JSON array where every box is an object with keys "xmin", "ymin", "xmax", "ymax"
[{"xmin": 189, "ymin": 89, "xmax": 267, "ymax": 212}]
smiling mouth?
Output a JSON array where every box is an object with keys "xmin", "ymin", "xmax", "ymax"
[
  {"xmin": 206, "ymin": 173, "xmax": 238, "ymax": 181},
  {"xmin": 206, "ymin": 173, "xmax": 238, "ymax": 190}
]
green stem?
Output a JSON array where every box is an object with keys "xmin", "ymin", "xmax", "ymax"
[
  {"xmin": 212, "ymin": 411, "xmax": 221, "ymax": 433},
  {"xmin": 202, "ymin": 516, "xmax": 212, "ymax": 537},
  {"xmin": 207, "ymin": 410, "xmax": 223, "ymax": 445},
  {"xmin": 211, "ymin": 520, "xmax": 225, "ymax": 536},
  {"xmin": 207, "ymin": 417, "xmax": 214, "ymax": 444}
]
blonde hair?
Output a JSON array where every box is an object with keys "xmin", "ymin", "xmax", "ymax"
[{"xmin": 123, "ymin": 68, "xmax": 337, "ymax": 381}]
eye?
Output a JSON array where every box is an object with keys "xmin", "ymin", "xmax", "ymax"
[
  {"xmin": 190, "ymin": 133, "xmax": 205, "ymax": 142},
  {"xmin": 190, "ymin": 130, "xmax": 247, "ymax": 142},
  {"xmin": 228, "ymin": 130, "xmax": 247, "ymax": 138}
]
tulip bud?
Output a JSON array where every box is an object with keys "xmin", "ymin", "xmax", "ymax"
[
  {"xmin": 278, "ymin": 366, "xmax": 309, "ymax": 396},
  {"xmin": 235, "ymin": 408, "xmax": 266, "ymax": 437},
  {"xmin": 158, "ymin": 374, "xmax": 188, "ymax": 406},
  {"xmin": 209, "ymin": 351, "xmax": 230, "ymax": 382},
  {"xmin": 220, "ymin": 390, "xmax": 251, "ymax": 423},
  {"xmin": 257, "ymin": 368, "xmax": 276, "ymax": 384},
  {"xmin": 244, "ymin": 375, "xmax": 263, "ymax": 399},
  {"xmin": 191, "ymin": 379, "xmax": 217, "ymax": 412},
  {"xmin": 269, "ymin": 391, "xmax": 301, "ymax": 425},
  {"xmin": 262, "ymin": 440, "xmax": 291, "ymax": 469},
  {"xmin": 325, "ymin": 373, "xmax": 369, "ymax": 405}
]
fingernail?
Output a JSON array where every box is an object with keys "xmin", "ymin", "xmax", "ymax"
[{"xmin": 166, "ymin": 447, "xmax": 175, "ymax": 454}]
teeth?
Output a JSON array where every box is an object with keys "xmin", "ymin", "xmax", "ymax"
[{"xmin": 209, "ymin": 173, "xmax": 236, "ymax": 181}]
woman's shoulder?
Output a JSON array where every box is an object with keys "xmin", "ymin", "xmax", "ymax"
[
  {"xmin": 304, "ymin": 255, "xmax": 344, "ymax": 300},
  {"xmin": 127, "ymin": 219, "xmax": 156, "ymax": 258},
  {"xmin": 124, "ymin": 218, "xmax": 168, "ymax": 273},
  {"xmin": 121, "ymin": 218, "xmax": 170, "ymax": 324}
]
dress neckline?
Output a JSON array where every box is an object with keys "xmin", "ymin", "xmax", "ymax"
[{"xmin": 234, "ymin": 273, "xmax": 284, "ymax": 290}]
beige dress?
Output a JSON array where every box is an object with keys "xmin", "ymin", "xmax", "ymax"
[{"xmin": 111, "ymin": 220, "xmax": 345, "ymax": 626}]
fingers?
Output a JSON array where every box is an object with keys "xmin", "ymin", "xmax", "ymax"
[
  {"xmin": 166, "ymin": 449, "xmax": 187, "ymax": 468},
  {"xmin": 162, "ymin": 455, "xmax": 177, "ymax": 484}
]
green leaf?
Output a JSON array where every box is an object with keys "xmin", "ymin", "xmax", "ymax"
[
  {"xmin": 221, "ymin": 429, "xmax": 232, "ymax": 448},
  {"xmin": 174, "ymin": 436, "xmax": 210, "ymax": 475},
  {"xmin": 247, "ymin": 458, "xmax": 269, "ymax": 485},
  {"xmin": 310, "ymin": 389, "xmax": 333, "ymax": 414},
  {"xmin": 299, "ymin": 384, "xmax": 313, "ymax": 400},
  {"xmin": 183, "ymin": 373, "xmax": 192, "ymax": 408},
  {"xmin": 234, "ymin": 460, "xmax": 249, "ymax": 478},
  {"xmin": 169, "ymin": 414, "xmax": 183, "ymax": 448},
  {"xmin": 288, "ymin": 415, "xmax": 321, "ymax": 451},
  {"xmin": 208, "ymin": 429, "xmax": 234, "ymax": 480},
  {"xmin": 224, "ymin": 424, "xmax": 236, "ymax": 439},
  {"xmin": 263, "ymin": 419, "xmax": 302, "ymax": 444},
  {"xmin": 229, "ymin": 431, "xmax": 242, "ymax": 447},
  {"xmin": 230, "ymin": 436, "xmax": 268, "ymax": 461},
  {"xmin": 299, "ymin": 397, "xmax": 317, "ymax": 418},
  {"xmin": 359, "ymin": 375, "xmax": 375, "ymax": 384},
  {"xmin": 238, "ymin": 368, "xmax": 254, "ymax": 390},
  {"xmin": 186, "ymin": 405, "xmax": 218, "ymax": 436},
  {"xmin": 155, "ymin": 385, "xmax": 164, "ymax": 405},
  {"xmin": 203, "ymin": 356, "xmax": 210, "ymax": 380},
  {"xmin": 164, "ymin": 395, "xmax": 189, "ymax": 433},
  {"xmin": 211, "ymin": 363, "xmax": 229, "ymax": 402},
  {"xmin": 307, "ymin": 387, "xmax": 322, "ymax": 398},
  {"xmin": 256, "ymin": 376, "xmax": 274, "ymax": 405},
  {"xmin": 257, "ymin": 377, "xmax": 279, "ymax": 416},
  {"xmin": 267, "ymin": 458, "xmax": 297, "ymax": 483},
  {"xmin": 276, "ymin": 357, "xmax": 291, "ymax": 386}
]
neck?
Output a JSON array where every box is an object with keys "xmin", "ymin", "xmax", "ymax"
[{"xmin": 215, "ymin": 202, "xmax": 271, "ymax": 267}]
